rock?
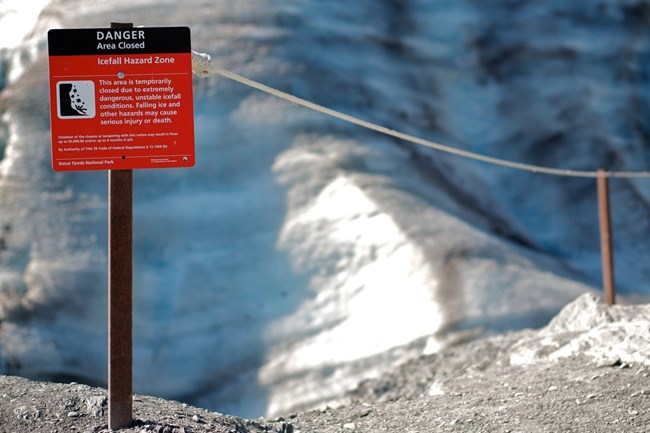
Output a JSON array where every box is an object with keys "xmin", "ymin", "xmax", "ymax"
[
  {"xmin": 14, "ymin": 406, "xmax": 40, "ymax": 420},
  {"xmin": 85, "ymin": 396, "xmax": 107, "ymax": 417},
  {"xmin": 509, "ymin": 294, "xmax": 650, "ymax": 367},
  {"xmin": 546, "ymin": 293, "xmax": 650, "ymax": 333},
  {"xmin": 277, "ymin": 422, "xmax": 293, "ymax": 433}
]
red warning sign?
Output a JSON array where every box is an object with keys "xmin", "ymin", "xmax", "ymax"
[{"xmin": 47, "ymin": 27, "xmax": 195, "ymax": 171}]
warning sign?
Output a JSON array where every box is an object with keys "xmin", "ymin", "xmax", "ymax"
[{"xmin": 47, "ymin": 27, "xmax": 195, "ymax": 171}]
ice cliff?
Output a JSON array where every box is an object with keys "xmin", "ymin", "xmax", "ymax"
[{"xmin": 0, "ymin": 0, "xmax": 648, "ymax": 418}]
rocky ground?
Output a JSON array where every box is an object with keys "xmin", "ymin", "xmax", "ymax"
[{"xmin": 1, "ymin": 294, "xmax": 650, "ymax": 432}]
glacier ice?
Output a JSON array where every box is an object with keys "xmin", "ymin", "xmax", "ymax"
[{"xmin": 1, "ymin": 0, "xmax": 649, "ymax": 418}]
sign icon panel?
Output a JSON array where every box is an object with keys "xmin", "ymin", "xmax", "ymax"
[{"xmin": 57, "ymin": 81, "xmax": 96, "ymax": 119}]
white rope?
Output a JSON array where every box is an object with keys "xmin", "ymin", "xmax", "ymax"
[{"xmin": 191, "ymin": 50, "xmax": 650, "ymax": 179}]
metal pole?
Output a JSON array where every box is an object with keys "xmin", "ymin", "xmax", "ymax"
[
  {"xmin": 108, "ymin": 22, "xmax": 134, "ymax": 430},
  {"xmin": 597, "ymin": 168, "xmax": 616, "ymax": 305}
]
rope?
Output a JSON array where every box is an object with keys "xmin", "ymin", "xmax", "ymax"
[{"xmin": 191, "ymin": 50, "xmax": 650, "ymax": 179}]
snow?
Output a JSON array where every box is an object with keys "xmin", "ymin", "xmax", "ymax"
[
  {"xmin": 1, "ymin": 0, "xmax": 649, "ymax": 419},
  {"xmin": 0, "ymin": 0, "xmax": 50, "ymax": 50}
]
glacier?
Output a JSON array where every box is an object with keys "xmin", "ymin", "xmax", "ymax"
[{"xmin": 1, "ymin": 0, "xmax": 649, "ymax": 418}]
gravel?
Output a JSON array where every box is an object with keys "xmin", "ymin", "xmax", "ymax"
[
  {"xmin": 2, "ymin": 294, "xmax": 650, "ymax": 432},
  {"xmin": 2, "ymin": 346, "xmax": 650, "ymax": 432}
]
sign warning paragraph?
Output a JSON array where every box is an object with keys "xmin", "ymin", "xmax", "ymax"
[{"xmin": 48, "ymin": 27, "xmax": 195, "ymax": 171}]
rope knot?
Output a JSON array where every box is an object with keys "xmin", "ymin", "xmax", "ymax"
[{"xmin": 191, "ymin": 50, "xmax": 213, "ymax": 77}]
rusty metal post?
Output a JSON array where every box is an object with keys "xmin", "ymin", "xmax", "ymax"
[
  {"xmin": 597, "ymin": 168, "xmax": 616, "ymax": 305},
  {"xmin": 108, "ymin": 22, "xmax": 134, "ymax": 430},
  {"xmin": 109, "ymin": 169, "xmax": 133, "ymax": 429}
]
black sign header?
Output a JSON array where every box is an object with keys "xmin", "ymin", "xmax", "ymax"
[{"xmin": 48, "ymin": 26, "xmax": 191, "ymax": 56}]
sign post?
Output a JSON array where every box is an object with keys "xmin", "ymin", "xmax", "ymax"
[
  {"xmin": 107, "ymin": 22, "xmax": 134, "ymax": 430},
  {"xmin": 597, "ymin": 168, "xmax": 616, "ymax": 305},
  {"xmin": 109, "ymin": 165, "xmax": 133, "ymax": 429},
  {"xmin": 48, "ymin": 23, "xmax": 195, "ymax": 430}
]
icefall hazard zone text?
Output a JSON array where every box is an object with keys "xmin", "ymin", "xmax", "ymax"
[{"xmin": 97, "ymin": 55, "xmax": 176, "ymax": 65}]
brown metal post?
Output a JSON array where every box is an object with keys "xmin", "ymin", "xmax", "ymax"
[
  {"xmin": 109, "ymin": 169, "xmax": 133, "ymax": 429},
  {"xmin": 108, "ymin": 22, "xmax": 134, "ymax": 430},
  {"xmin": 597, "ymin": 168, "xmax": 616, "ymax": 305}
]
